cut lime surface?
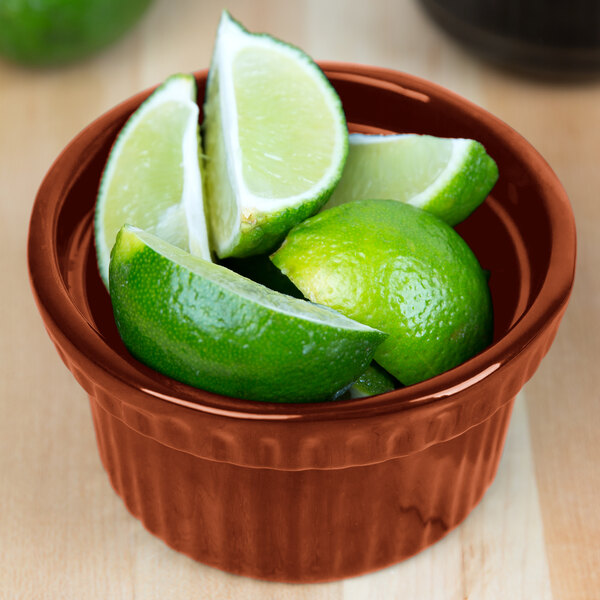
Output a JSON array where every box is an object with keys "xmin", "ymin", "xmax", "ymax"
[
  {"xmin": 272, "ymin": 200, "xmax": 493, "ymax": 386},
  {"xmin": 323, "ymin": 133, "xmax": 498, "ymax": 226},
  {"xmin": 109, "ymin": 225, "xmax": 385, "ymax": 403},
  {"xmin": 95, "ymin": 73, "xmax": 210, "ymax": 286},
  {"xmin": 202, "ymin": 11, "xmax": 348, "ymax": 258}
]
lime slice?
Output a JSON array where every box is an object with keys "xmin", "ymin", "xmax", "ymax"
[
  {"xmin": 109, "ymin": 225, "xmax": 386, "ymax": 403},
  {"xmin": 323, "ymin": 133, "xmax": 498, "ymax": 226},
  {"xmin": 202, "ymin": 11, "xmax": 348, "ymax": 258},
  {"xmin": 272, "ymin": 200, "xmax": 493, "ymax": 386},
  {"xmin": 95, "ymin": 73, "xmax": 210, "ymax": 286}
]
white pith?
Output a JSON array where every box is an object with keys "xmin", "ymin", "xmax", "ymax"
[
  {"xmin": 212, "ymin": 14, "xmax": 347, "ymax": 253},
  {"xmin": 182, "ymin": 114, "xmax": 211, "ymax": 261}
]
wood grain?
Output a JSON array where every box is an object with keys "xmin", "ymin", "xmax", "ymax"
[{"xmin": 1, "ymin": 0, "xmax": 598, "ymax": 598}]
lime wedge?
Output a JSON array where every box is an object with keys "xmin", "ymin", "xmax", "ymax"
[
  {"xmin": 202, "ymin": 11, "xmax": 348, "ymax": 258},
  {"xmin": 323, "ymin": 133, "xmax": 498, "ymax": 226},
  {"xmin": 95, "ymin": 73, "xmax": 210, "ymax": 286},
  {"xmin": 348, "ymin": 363, "xmax": 397, "ymax": 399},
  {"xmin": 109, "ymin": 225, "xmax": 386, "ymax": 403}
]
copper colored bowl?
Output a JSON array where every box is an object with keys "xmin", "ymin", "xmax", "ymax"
[{"xmin": 28, "ymin": 63, "xmax": 576, "ymax": 582}]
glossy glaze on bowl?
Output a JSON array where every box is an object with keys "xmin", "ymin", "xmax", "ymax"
[{"xmin": 28, "ymin": 63, "xmax": 575, "ymax": 582}]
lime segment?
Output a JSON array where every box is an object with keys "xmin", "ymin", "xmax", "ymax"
[
  {"xmin": 95, "ymin": 73, "xmax": 210, "ymax": 286},
  {"xmin": 203, "ymin": 12, "xmax": 348, "ymax": 258},
  {"xmin": 323, "ymin": 133, "xmax": 498, "ymax": 226},
  {"xmin": 109, "ymin": 225, "xmax": 386, "ymax": 403},
  {"xmin": 348, "ymin": 363, "xmax": 397, "ymax": 399}
]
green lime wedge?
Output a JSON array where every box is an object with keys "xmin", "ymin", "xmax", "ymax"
[
  {"xmin": 202, "ymin": 11, "xmax": 348, "ymax": 258},
  {"xmin": 272, "ymin": 200, "xmax": 493, "ymax": 386},
  {"xmin": 323, "ymin": 133, "xmax": 498, "ymax": 226},
  {"xmin": 109, "ymin": 225, "xmax": 386, "ymax": 403},
  {"xmin": 95, "ymin": 73, "xmax": 210, "ymax": 286},
  {"xmin": 348, "ymin": 363, "xmax": 397, "ymax": 399}
]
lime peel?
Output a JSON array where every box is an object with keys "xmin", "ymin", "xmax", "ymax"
[
  {"xmin": 109, "ymin": 225, "xmax": 386, "ymax": 403},
  {"xmin": 272, "ymin": 200, "xmax": 493, "ymax": 386}
]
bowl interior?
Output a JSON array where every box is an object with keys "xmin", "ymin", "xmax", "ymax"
[{"xmin": 53, "ymin": 68, "xmax": 553, "ymax": 393}]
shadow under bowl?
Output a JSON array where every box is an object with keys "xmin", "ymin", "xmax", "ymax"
[{"xmin": 28, "ymin": 63, "xmax": 576, "ymax": 582}]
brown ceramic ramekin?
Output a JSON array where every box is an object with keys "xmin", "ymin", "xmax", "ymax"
[{"xmin": 28, "ymin": 63, "xmax": 576, "ymax": 583}]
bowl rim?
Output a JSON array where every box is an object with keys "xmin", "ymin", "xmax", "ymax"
[{"xmin": 28, "ymin": 61, "xmax": 576, "ymax": 423}]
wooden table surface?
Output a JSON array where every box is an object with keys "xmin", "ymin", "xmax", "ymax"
[{"xmin": 1, "ymin": 1, "xmax": 598, "ymax": 598}]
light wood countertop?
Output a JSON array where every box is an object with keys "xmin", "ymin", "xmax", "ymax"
[{"xmin": 1, "ymin": 1, "xmax": 598, "ymax": 598}]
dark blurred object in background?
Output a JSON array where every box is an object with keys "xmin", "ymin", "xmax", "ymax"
[
  {"xmin": 420, "ymin": 0, "xmax": 600, "ymax": 77},
  {"xmin": 0, "ymin": 0, "xmax": 153, "ymax": 67}
]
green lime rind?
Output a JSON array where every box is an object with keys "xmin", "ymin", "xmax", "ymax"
[
  {"xmin": 323, "ymin": 134, "xmax": 498, "ymax": 227},
  {"xmin": 203, "ymin": 11, "xmax": 348, "ymax": 258},
  {"xmin": 0, "ymin": 0, "xmax": 152, "ymax": 66},
  {"xmin": 109, "ymin": 225, "xmax": 386, "ymax": 403},
  {"xmin": 348, "ymin": 363, "xmax": 397, "ymax": 399},
  {"xmin": 416, "ymin": 139, "xmax": 498, "ymax": 226},
  {"xmin": 272, "ymin": 200, "xmax": 493, "ymax": 386},
  {"xmin": 95, "ymin": 73, "xmax": 210, "ymax": 287},
  {"xmin": 228, "ymin": 189, "xmax": 344, "ymax": 258}
]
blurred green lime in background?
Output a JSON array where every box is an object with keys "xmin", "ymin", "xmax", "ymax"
[{"xmin": 0, "ymin": 0, "xmax": 153, "ymax": 66}]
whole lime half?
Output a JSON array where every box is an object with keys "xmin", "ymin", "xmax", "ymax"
[
  {"xmin": 0, "ymin": 0, "xmax": 152, "ymax": 66},
  {"xmin": 271, "ymin": 200, "xmax": 494, "ymax": 386}
]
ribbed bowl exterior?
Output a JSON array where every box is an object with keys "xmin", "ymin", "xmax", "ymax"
[
  {"xmin": 29, "ymin": 64, "xmax": 576, "ymax": 582},
  {"xmin": 44, "ymin": 308, "xmax": 564, "ymax": 582},
  {"xmin": 88, "ymin": 395, "xmax": 514, "ymax": 582}
]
